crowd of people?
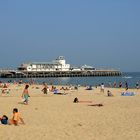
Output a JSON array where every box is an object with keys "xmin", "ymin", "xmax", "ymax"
[{"xmin": 0, "ymin": 79, "xmax": 139, "ymax": 126}]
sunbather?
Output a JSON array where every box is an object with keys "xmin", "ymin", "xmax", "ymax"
[
  {"xmin": 73, "ymin": 97, "xmax": 92, "ymax": 103},
  {"xmin": 73, "ymin": 97, "xmax": 103, "ymax": 106}
]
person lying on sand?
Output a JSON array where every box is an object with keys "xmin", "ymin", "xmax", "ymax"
[
  {"xmin": 73, "ymin": 97, "xmax": 92, "ymax": 103},
  {"xmin": 60, "ymin": 87, "xmax": 69, "ymax": 90},
  {"xmin": 53, "ymin": 88, "xmax": 67, "ymax": 95},
  {"xmin": 9, "ymin": 108, "xmax": 25, "ymax": 126},
  {"xmin": 73, "ymin": 97, "xmax": 103, "ymax": 107},
  {"xmin": 1, "ymin": 89, "xmax": 10, "ymax": 95},
  {"xmin": 86, "ymin": 85, "xmax": 93, "ymax": 90}
]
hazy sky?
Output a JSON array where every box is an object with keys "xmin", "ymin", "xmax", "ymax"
[{"xmin": 0, "ymin": 0, "xmax": 140, "ymax": 72}]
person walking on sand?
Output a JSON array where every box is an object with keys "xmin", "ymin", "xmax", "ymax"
[
  {"xmin": 22, "ymin": 84, "xmax": 30, "ymax": 105},
  {"xmin": 9, "ymin": 108, "xmax": 25, "ymax": 126},
  {"xmin": 100, "ymin": 83, "xmax": 105, "ymax": 93}
]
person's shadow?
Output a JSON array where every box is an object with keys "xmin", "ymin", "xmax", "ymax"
[{"xmin": 18, "ymin": 102, "xmax": 26, "ymax": 105}]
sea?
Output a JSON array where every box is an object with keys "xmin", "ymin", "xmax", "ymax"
[{"xmin": 0, "ymin": 72, "xmax": 140, "ymax": 88}]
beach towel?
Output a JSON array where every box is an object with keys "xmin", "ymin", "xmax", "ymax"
[
  {"xmin": 53, "ymin": 89, "xmax": 59, "ymax": 94},
  {"xmin": 121, "ymin": 92, "xmax": 135, "ymax": 96}
]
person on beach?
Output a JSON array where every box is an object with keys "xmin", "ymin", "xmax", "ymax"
[
  {"xmin": 9, "ymin": 108, "xmax": 25, "ymax": 126},
  {"xmin": 1, "ymin": 89, "xmax": 10, "ymax": 95},
  {"xmin": 73, "ymin": 97, "xmax": 79, "ymax": 103},
  {"xmin": 42, "ymin": 84, "xmax": 48, "ymax": 94},
  {"xmin": 107, "ymin": 90, "xmax": 113, "ymax": 97},
  {"xmin": 125, "ymin": 82, "xmax": 128, "ymax": 90},
  {"xmin": 113, "ymin": 82, "xmax": 117, "ymax": 88},
  {"xmin": 119, "ymin": 82, "xmax": 122, "ymax": 88},
  {"xmin": 73, "ymin": 97, "xmax": 103, "ymax": 106},
  {"xmin": 53, "ymin": 87, "xmax": 67, "ymax": 95},
  {"xmin": 0, "ymin": 115, "xmax": 8, "ymax": 125},
  {"xmin": 86, "ymin": 85, "xmax": 93, "ymax": 90},
  {"xmin": 100, "ymin": 83, "xmax": 104, "ymax": 93},
  {"xmin": 22, "ymin": 84, "xmax": 30, "ymax": 105},
  {"xmin": 51, "ymin": 85, "xmax": 55, "ymax": 92},
  {"xmin": 73, "ymin": 97, "xmax": 92, "ymax": 103},
  {"xmin": 135, "ymin": 82, "xmax": 139, "ymax": 89}
]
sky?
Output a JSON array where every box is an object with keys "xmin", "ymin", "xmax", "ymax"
[{"xmin": 0, "ymin": 0, "xmax": 140, "ymax": 72}]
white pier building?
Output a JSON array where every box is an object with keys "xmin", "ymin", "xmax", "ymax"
[{"xmin": 18, "ymin": 56, "xmax": 70, "ymax": 72}]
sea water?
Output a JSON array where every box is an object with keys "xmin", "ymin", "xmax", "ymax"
[{"xmin": 0, "ymin": 72, "xmax": 140, "ymax": 88}]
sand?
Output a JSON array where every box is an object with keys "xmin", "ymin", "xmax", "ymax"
[{"xmin": 0, "ymin": 84, "xmax": 140, "ymax": 140}]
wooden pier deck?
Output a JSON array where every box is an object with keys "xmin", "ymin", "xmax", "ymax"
[{"xmin": 0, "ymin": 69, "xmax": 121, "ymax": 78}]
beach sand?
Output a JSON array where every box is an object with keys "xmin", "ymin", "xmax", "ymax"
[{"xmin": 0, "ymin": 84, "xmax": 140, "ymax": 140}]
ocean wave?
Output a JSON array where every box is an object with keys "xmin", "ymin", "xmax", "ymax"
[{"xmin": 122, "ymin": 76, "xmax": 132, "ymax": 79}]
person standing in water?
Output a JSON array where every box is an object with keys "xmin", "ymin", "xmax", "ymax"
[
  {"xmin": 22, "ymin": 84, "xmax": 30, "ymax": 105},
  {"xmin": 125, "ymin": 82, "xmax": 128, "ymax": 91},
  {"xmin": 135, "ymin": 82, "xmax": 139, "ymax": 89}
]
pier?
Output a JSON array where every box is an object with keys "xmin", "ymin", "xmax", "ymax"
[
  {"xmin": 0, "ymin": 56, "xmax": 121, "ymax": 78},
  {"xmin": 0, "ymin": 69, "xmax": 121, "ymax": 78}
]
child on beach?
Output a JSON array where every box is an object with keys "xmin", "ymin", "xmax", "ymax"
[
  {"xmin": 22, "ymin": 84, "xmax": 30, "ymax": 105},
  {"xmin": 9, "ymin": 108, "xmax": 25, "ymax": 126},
  {"xmin": 107, "ymin": 90, "xmax": 113, "ymax": 97},
  {"xmin": 0, "ymin": 115, "xmax": 8, "ymax": 125}
]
